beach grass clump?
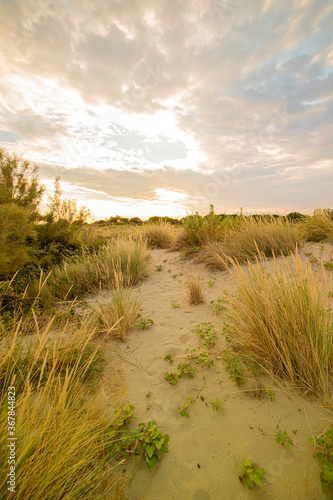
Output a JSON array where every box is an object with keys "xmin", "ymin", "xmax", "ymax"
[
  {"xmin": 223, "ymin": 252, "xmax": 333, "ymax": 402},
  {"xmin": 43, "ymin": 237, "xmax": 150, "ymax": 300},
  {"xmin": 0, "ymin": 311, "xmax": 119, "ymax": 499},
  {"xmin": 201, "ymin": 217, "xmax": 300, "ymax": 269},
  {"xmin": 187, "ymin": 277, "xmax": 205, "ymax": 306},
  {"xmin": 142, "ymin": 223, "xmax": 177, "ymax": 249},
  {"xmin": 299, "ymin": 210, "xmax": 333, "ymax": 242},
  {"xmin": 95, "ymin": 275, "xmax": 139, "ymax": 342}
]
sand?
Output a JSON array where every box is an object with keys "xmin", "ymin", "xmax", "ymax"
[{"xmin": 98, "ymin": 243, "xmax": 333, "ymax": 500}]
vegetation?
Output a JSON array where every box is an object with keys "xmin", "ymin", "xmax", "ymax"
[
  {"xmin": 187, "ymin": 277, "xmax": 205, "ymax": 305},
  {"xmin": 238, "ymin": 459, "xmax": 267, "ymax": 490},
  {"xmin": 222, "ymin": 252, "xmax": 333, "ymax": 402},
  {"xmin": 313, "ymin": 426, "xmax": 333, "ymax": 495}
]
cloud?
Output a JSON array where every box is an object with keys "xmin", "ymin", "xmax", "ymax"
[{"xmin": 0, "ymin": 0, "xmax": 332, "ymax": 217}]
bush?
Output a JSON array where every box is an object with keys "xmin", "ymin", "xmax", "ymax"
[{"xmin": 223, "ymin": 252, "xmax": 333, "ymax": 402}]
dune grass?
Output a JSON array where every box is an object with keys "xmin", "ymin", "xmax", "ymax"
[
  {"xmin": 299, "ymin": 210, "xmax": 333, "ymax": 242},
  {"xmin": 95, "ymin": 274, "xmax": 140, "ymax": 341},
  {"xmin": 201, "ymin": 217, "xmax": 300, "ymax": 269},
  {"xmin": 222, "ymin": 252, "xmax": 333, "ymax": 403},
  {"xmin": 42, "ymin": 237, "xmax": 150, "ymax": 301},
  {"xmin": 141, "ymin": 223, "xmax": 177, "ymax": 249},
  {"xmin": 187, "ymin": 278, "xmax": 205, "ymax": 306},
  {"xmin": 0, "ymin": 309, "xmax": 120, "ymax": 499}
]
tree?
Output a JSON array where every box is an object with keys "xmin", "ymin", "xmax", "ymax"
[
  {"xmin": 0, "ymin": 149, "xmax": 44, "ymax": 215},
  {"xmin": 47, "ymin": 177, "xmax": 91, "ymax": 224}
]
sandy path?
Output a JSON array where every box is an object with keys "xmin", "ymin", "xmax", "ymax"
[{"xmin": 103, "ymin": 244, "xmax": 333, "ymax": 500}]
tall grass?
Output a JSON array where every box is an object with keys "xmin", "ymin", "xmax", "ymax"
[
  {"xmin": 223, "ymin": 252, "xmax": 333, "ymax": 403},
  {"xmin": 0, "ymin": 312, "xmax": 119, "ymax": 499},
  {"xmin": 95, "ymin": 274, "xmax": 140, "ymax": 341},
  {"xmin": 43, "ymin": 237, "xmax": 150, "ymax": 301},
  {"xmin": 201, "ymin": 217, "xmax": 300, "ymax": 269},
  {"xmin": 299, "ymin": 210, "xmax": 333, "ymax": 242},
  {"xmin": 142, "ymin": 223, "xmax": 177, "ymax": 249}
]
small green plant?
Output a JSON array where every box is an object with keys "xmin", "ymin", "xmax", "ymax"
[
  {"xmin": 177, "ymin": 394, "xmax": 196, "ymax": 418},
  {"xmin": 179, "ymin": 272, "xmax": 184, "ymax": 276},
  {"xmin": 171, "ymin": 303, "xmax": 181, "ymax": 308},
  {"xmin": 132, "ymin": 421, "xmax": 170, "ymax": 469},
  {"xmin": 163, "ymin": 352, "xmax": 175, "ymax": 364},
  {"xmin": 309, "ymin": 257, "xmax": 319, "ymax": 264},
  {"xmin": 319, "ymin": 244, "xmax": 325, "ymax": 257},
  {"xmin": 265, "ymin": 390, "xmax": 276, "ymax": 402},
  {"xmin": 177, "ymin": 361, "xmax": 195, "ymax": 379},
  {"xmin": 207, "ymin": 280, "xmax": 215, "ymax": 286},
  {"xmin": 195, "ymin": 322, "xmax": 217, "ymax": 349},
  {"xmin": 313, "ymin": 426, "xmax": 333, "ymax": 495},
  {"xmin": 186, "ymin": 348, "xmax": 214, "ymax": 368},
  {"xmin": 156, "ymin": 265, "xmax": 163, "ymax": 272},
  {"xmin": 167, "ymin": 269, "xmax": 172, "ymax": 273},
  {"xmin": 222, "ymin": 351, "xmax": 244, "ymax": 385},
  {"xmin": 163, "ymin": 259, "xmax": 167, "ymax": 262},
  {"xmin": 239, "ymin": 459, "xmax": 267, "ymax": 490},
  {"xmin": 323, "ymin": 261, "xmax": 333, "ymax": 270},
  {"xmin": 172, "ymin": 274, "xmax": 178, "ymax": 279},
  {"xmin": 164, "ymin": 371, "xmax": 178, "ymax": 385},
  {"xmin": 276, "ymin": 431, "xmax": 293, "ymax": 451},
  {"xmin": 210, "ymin": 296, "xmax": 228, "ymax": 314},
  {"xmin": 209, "ymin": 398, "xmax": 225, "ymax": 412},
  {"xmin": 304, "ymin": 252, "xmax": 313, "ymax": 257},
  {"xmin": 135, "ymin": 314, "xmax": 154, "ymax": 330}
]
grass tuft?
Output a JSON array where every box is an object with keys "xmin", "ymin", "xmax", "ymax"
[
  {"xmin": 223, "ymin": 252, "xmax": 333, "ymax": 402},
  {"xmin": 187, "ymin": 278, "xmax": 205, "ymax": 306}
]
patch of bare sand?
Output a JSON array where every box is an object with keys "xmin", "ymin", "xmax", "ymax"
[{"xmin": 102, "ymin": 244, "xmax": 333, "ymax": 500}]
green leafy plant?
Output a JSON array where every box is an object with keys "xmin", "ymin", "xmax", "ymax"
[
  {"xmin": 195, "ymin": 322, "xmax": 217, "ymax": 349},
  {"xmin": 108, "ymin": 408, "xmax": 170, "ymax": 469},
  {"xmin": 239, "ymin": 459, "xmax": 267, "ymax": 490},
  {"xmin": 323, "ymin": 261, "xmax": 333, "ymax": 270},
  {"xmin": 309, "ymin": 257, "xmax": 319, "ymax": 264},
  {"xmin": 172, "ymin": 274, "xmax": 178, "ymax": 279},
  {"xmin": 177, "ymin": 361, "xmax": 195, "ymax": 379},
  {"xmin": 172, "ymin": 303, "xmax": 181, "ymax": 308},
  {"xmin": 156, "ymin": 265, "xmax": 163, "ymax": 272},
  {"xmin": 167, "ymin": 269, "xmax": 172, "ymax": 273},
  {"xmin": 209, "ymin": 398, "xmax": 225, "ymax": 412},
  {"xmin": 313, "ymin": 426, "xmax": 333, "ymax": 495},
  {"xmin": 222, "ymin": 351, "xmax": 244, "ymax": 385},
  {"xmin": 265, "ymin": 390, "xmax": 276, "ymax": 402},
  {"xmin": 135, "ymin": 314, "xmax": 154, "ymax": 330},
  {"xmin": 304, "ymin": 251, "xmax": 313, "ymax": 257},
  {"xmin": 319, "ymin": 244, "xmax": 325, "ymax": 257},
  {"xmin": 163, "ymin": 259, "xmax": 167, "ymax": 262},
  {"xmin": 276, "ymin": 431, "xmax": 293, "ymax": 451},
  {"xmin": 210, "ymin": 296, "xmax": 228, "ymax": 314},
  {"xmin": 163, "ymin": 352, "xmax": 175, "ymax": 364},
  {"xmin": 177, "ymin": 394, "xmax": 196, "ymax": 418},
  {"xmin": 186, "ymin": 348, "xmax": 214, "ymax": 368},
  {"xmin": 133, "ymin": 421, "xmax": 170, "ymax": 469},
  {"xmin": 207, "ymin": 280, "xmax": 215, "ymax": 286},
  {"xmin": 164, "ymin": 371, "xmax": 178, "ymax": 385}
]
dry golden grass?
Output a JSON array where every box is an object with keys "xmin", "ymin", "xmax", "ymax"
[
  {"xmin": 141, "ymin": 223, "xmax": 177, "ymax": 249},
  {"xmin": 95, "ymin": 274, "xmax": 139, "ymax": 342},
  {"xmin": 299, "ymin": 210, "xmax": 333, "ymax": 242},
  {"xmin": 42, "ymin": 237, "xmax": 150, "ymax": 301},
  {"xmin": 201, "ymin": 217, "xmax": 300, "ymax": 269},
  {"xmin": 0, "ymin": 311, "xmax": 119, "ymax": 499},
  {"xmin": 187, "ymin": 277, "xmax": 205, "ymax": 306},
  {"xmin": 223, "ymin": 252, "xmax": 333, "ymax": 403}
]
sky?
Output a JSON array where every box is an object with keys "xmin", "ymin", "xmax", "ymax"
[{"xmin": 0, "ymin": 0, "xmax": 332, "ymax": 220}]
